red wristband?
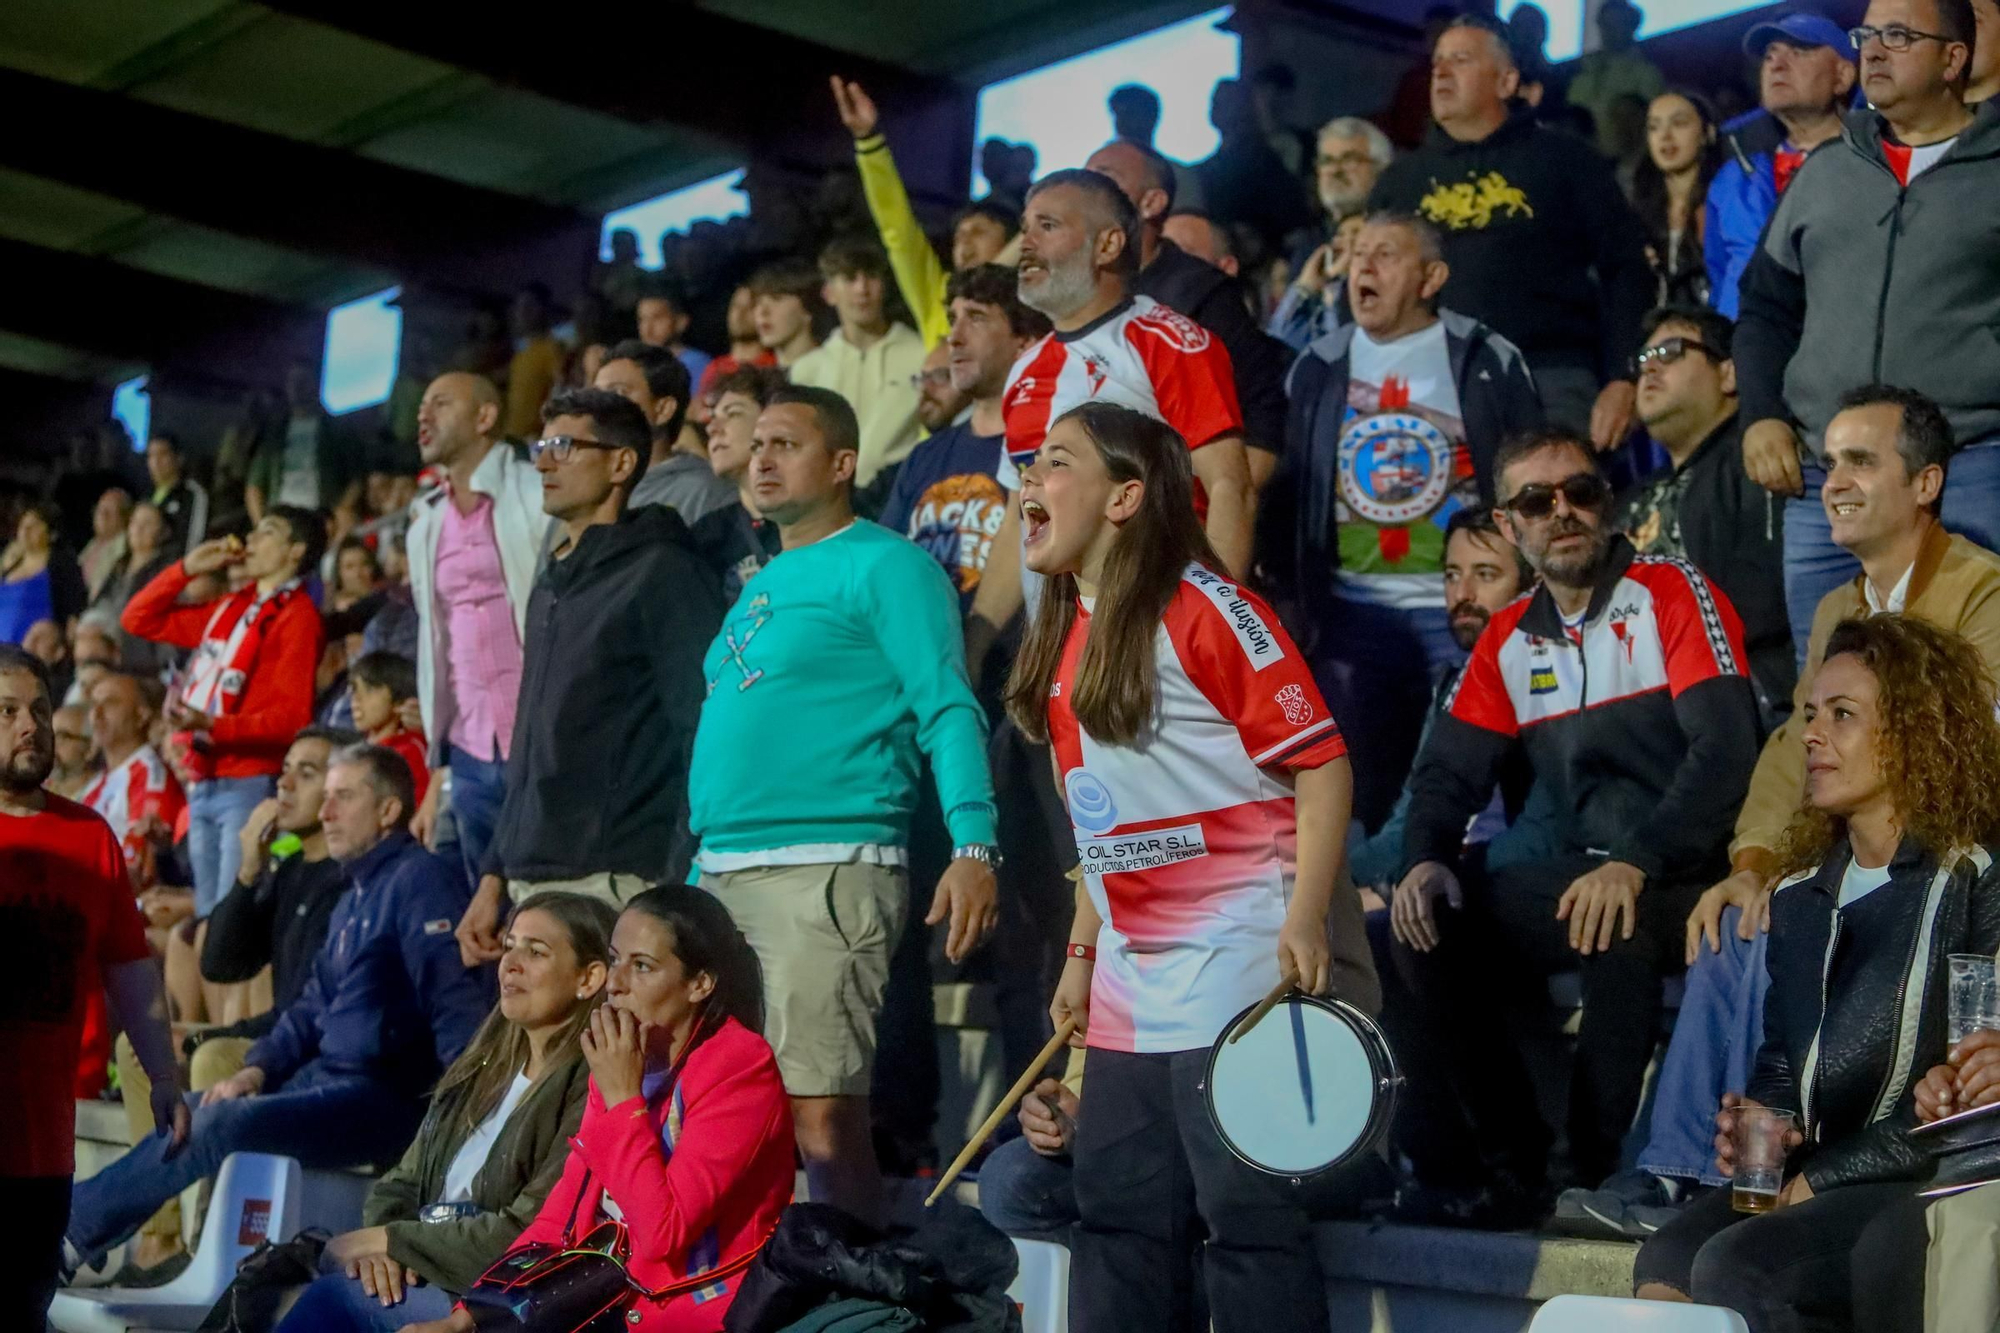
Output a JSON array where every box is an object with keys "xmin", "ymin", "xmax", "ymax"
[{"xmin": 1068, "ymin": 943, "xmax": 1096, "ymax": 962}]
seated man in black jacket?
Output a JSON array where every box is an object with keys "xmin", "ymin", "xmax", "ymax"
[
  {"xmin": 111, "ymin": 723, "xmax": 356, "ymax": 1275},
  {"xmin": 1617, "ymin": 304, "xmax": 1793, "ymax": 718},
  {"xmin": 1389, "ymin": 429, "xmax": 1762, "ymax": 1215},
  {"xmin": 456, "ymin": 389, "xmax": 727, "ymax": 963}
]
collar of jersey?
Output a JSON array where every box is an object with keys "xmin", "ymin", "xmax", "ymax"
[{"xmin": 1054, "ymin": 296, "xmax": 1136, "ymax": 344}]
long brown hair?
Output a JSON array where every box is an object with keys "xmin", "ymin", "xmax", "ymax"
[
  {"xmin": 430, "ymin": 891, "xmax": 617, "ymax": 1134},
  {"xmin": 1004, "ymin": 401, "xmax": 1225, "ymax": 746},
  {"xmin": 1775, "ymin": 616, "xmax": 2000, "ymax": 877}
]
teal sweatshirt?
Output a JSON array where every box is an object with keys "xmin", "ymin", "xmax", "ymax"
[{"xmin": 690, "ymin": 520, "xmax": 997, "ymax": 858}]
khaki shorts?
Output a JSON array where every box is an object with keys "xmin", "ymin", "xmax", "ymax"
[
  {"xmin": 700, "ymin": 862, "xmax": 907, "ymax": 1098},
  {"xmin": 510, "ymin": 872, "xmax": 651, "ymax": 914}
]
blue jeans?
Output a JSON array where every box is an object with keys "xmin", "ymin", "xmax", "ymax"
[
  {"xmin": 1305, "ymin": 596, "xmax": 1459, "ymax": 831},
  {"xmin": 188, "ymin": 775, "xmax": 276, "ymax": 918},
  {"xmin": 1638, "ymin": 908, "xmax": 1771, "ymax": 1186},
  {"xmin": 979, "ymin": 1136, "xmax": 1079, "ymax": 1242},
  {"xmin": 66, "ymin": 1066, "xmax": 424, "ymax": 1267},
  {"xmin": 441, "ymin": 745, "xmax": 507, "ymax": 891},
  {"xmin": 1784, "ymin": 443, "xmax": 2000, "ymax": 670},
  {"xmin": 276, "ymin": 1270, "xmax": 456, "ymax": 1331}
]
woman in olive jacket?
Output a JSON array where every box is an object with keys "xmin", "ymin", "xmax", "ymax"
[
  {"xmin": 1634, "ymin": 616, "xmax": 2000, "ymax": 1332},
  {"xmin": 277, "ymin": 892, "xmax": 617, "ymax": 1330}
]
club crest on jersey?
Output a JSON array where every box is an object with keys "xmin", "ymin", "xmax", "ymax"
[
  {"xmin": 1275, "ymin": 683, "xmax": 1313, "ymax": 726},
  {"xmin": 1081, "ymin": 354, "xmax": 1108, "ymax": 395},
  {"xmin": 1065, "ymin": 769, "xmax": 1119, "ymax": 834},
  {"xmin": 1337, "ymin": 412, "xmax": 1455, "ymax": 525}
]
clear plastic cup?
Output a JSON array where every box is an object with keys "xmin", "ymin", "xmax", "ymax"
[
  {"xmin": 1948, "ymin": 953, "xmax": 2000, "ymax": 1047},
  {"xmin": 1731, "ymin": 1105, "xmax": 1797, "ymax": 1214}
]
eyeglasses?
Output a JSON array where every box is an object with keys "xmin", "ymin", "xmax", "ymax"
[
  {"xmin": 1316, "ymin": 151, "xmax": 1375, "ymax": 171},
  {"xmin": 55, "ymin": 731, "xmax": 90, "ymax": 745},
  {"xmin": 1849, "ymin": 23, "xmax": 1955, "ymax": 51},
  {"xmin": 1632, "ymin": 336, "xmax": 1720, "ymax": 374},
  {"xmin": 909, "ymin": 368, "xmax": 954, "ymax": 391},
  {"xmin": 529, "ymin": 435, "xmax": 624, "ymax": 463},
  {"xmin": 1503, "ymin": 473, "xmax": 1612, "ymax": 520}
]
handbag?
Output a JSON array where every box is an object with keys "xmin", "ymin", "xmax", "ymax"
[{"xmin": 462, "ymin": 1169, "xmax": 767, "ymax": 1332}]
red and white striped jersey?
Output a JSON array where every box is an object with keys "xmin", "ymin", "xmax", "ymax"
[
  {"xmin": 997, "ymin": 295, "xmax": 1242, "ymax": 489},
  {"xmin": 79, "ymin": 745, "xmax": 186, "ymax": 877},
  {"xmin": 1047, "ymin": 565, "xmax": 1346, "ymax": 1053}
]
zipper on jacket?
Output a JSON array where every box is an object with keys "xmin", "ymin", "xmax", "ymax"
[
  {"xmin": 1868, "ymin": 190, "xmax": 1906, "ymax": 382},
  {"xmin": 1801, "ymin": 908, "xmax": 1842, "ymax": 1139}
]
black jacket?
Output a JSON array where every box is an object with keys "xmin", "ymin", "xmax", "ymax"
[
  {"xmin": 485, "ymin": 505, "xmax": 725, "ymax": 884},
  {"xmin": 1614, "ymin": 413, "xmax": 1793, "ymax": 715},
  {"xmin": 1370, "ymin": 113, "xmax": 1653, "ymax": 376},
  {"xmin": 199, "ymin": 849, "xmax": 347, "ymax": 1045},
  {"xmin": 1403, "ymin": 537, "xmax": 1761, "ymax": 884},
  {"xmin": 1753, "ymin": 838, "xmax": 2000, "ymax": 1191},
  {"xmin": 1267, "ymin": 308, "xmax": 1544, "ymax": 631},
  {"xmin": 1136, "ymin": 238, "xmax": 1290, "ymax": 454}
]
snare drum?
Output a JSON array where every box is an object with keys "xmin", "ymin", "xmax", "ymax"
[{"xmin": 1203, "ymin": 993, "xmax": 1399, "ymax": 1179}]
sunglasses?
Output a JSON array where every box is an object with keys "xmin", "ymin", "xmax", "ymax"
[
  {"xmin": 1632, "ymin": 336, "xmax": 1720, "ymax": 375},
  {"xmin": 1503, "ymin": 473, "xmax": 1612, "ymax": 520},
  {"xmin": 530, "ymin": 435, "xmax": 626, "ymax": 464}
]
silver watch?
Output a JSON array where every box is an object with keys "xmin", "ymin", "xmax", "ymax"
[{"xmin": 952, "ymin": 843, "xmax": 1002, "ymax": 870}]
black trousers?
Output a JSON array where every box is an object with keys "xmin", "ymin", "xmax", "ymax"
[
  {"xmin": 1634, "ymin": 1177, "xmax": 1927, "ymax": 1332},
  {"xmin": 1, "ymin": 1173, "xmax": 70, "ymax": 1329},
  {"xmin": 1390, "ymin": 853, "xmax": 1705, "ymax": 1185},
  {"xmin": 1070, "ymin": 1048, "xmax": 1322, "ymax": 1333}
]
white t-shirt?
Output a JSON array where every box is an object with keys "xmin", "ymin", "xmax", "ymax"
[
  {"xmin": 1838, "ymin": 858, "xmax": 1894, "ymax": 909},
  {"xmin": 1333, "ymin": 321, "xmax": 1472, "ymax": 610},
  {"xmin": 277, "ymin": 415, "xmax": 323, "ymax": 509},
  {"xmin": 440, "ymin": 1072, "xmax": 532, "ymax": 1204}
]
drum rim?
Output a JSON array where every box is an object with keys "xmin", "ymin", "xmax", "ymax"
[{"xmin": 1203, "ymin": 991, "xmax": 1400, "ymax": 1179}]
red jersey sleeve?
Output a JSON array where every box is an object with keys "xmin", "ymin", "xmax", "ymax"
[
  {"xmin": 1443, "ymin": 611, "xmax": 1521, "ymax": 738},
  {"xmin": 1171, "ymin": 571, "xmax": 1346, "ymax": 770},
  {"xmin": 1125, "ymin": 305, "xmax": 1243, "ymax": 450},
  {"xmin": 1641, "ymin": 558, "xmax": 1750, "ymax": 697}
]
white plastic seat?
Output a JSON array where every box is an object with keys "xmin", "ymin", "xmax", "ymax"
[
  {"xmin": 50, "ymin": 1152, "xmax": 303, "ymax": 1333},
  {"xmin": 1530, "ymin": 1294, "xmax": 1751, "ymax": 1331},
  {"xmin": 1006, "ymin": 1237, "xmax": 1070, "ymax": 1333}
]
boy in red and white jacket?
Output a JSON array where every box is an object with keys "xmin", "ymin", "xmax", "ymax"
[{"xmin": 121, "ymin": 508, "xmax": 324, "ymax": 920}]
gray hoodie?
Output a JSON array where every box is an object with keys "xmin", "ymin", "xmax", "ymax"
[{"xmin": 1735, "ymin": 100, "xmax": 2000, "ymax": 455}]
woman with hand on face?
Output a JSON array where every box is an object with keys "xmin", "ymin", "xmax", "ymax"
[
  {"xmin": 1, "ymin": 503, "xmax": 85, "ymax": 646},
  {"xmin": 277, "ymin": 893, "xmax": 615, "ymax": 1331},
  {"xmin": 405, "ymin": 885, "xmax": 794, "ymax": 1333},
  {"xmin": 1634, "ymin": 616, "xmax": 2000, "ymax": 1332}
]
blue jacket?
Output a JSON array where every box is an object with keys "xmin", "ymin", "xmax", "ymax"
[
  {"xmin": 247, "ymin": 832, "xmax": 484, "ymax": 1094},
  {"xmin": 1704, "ymin": 110, "xmax": 1784, "ymax": 319}
]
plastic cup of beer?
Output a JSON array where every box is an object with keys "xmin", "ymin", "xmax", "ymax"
[
  {"xmin": 1731, "ymin": 1105, "xmax": 1796, "ymax": 1214},
  {"xmin": 1948, "ymin": 953, "xmax": 2000, "ymax": 1046}
]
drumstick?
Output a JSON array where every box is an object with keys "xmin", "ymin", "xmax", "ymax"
[
  {"xmin": 1228, "ymin": 969, "xmax": 1298, "ymax": 1045},
  {"xmin": 926, "ymin": 1017, "xmax": 1079, "ymax": 1207}
]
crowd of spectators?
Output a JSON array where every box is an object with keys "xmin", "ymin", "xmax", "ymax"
[{"xmin": 8, "ymin": 0, "xmax": 2000, "ymax": 1328}]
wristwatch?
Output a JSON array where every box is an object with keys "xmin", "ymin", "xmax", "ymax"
[{"xmin": 952, "ymin": 843, "xmax": 1003, "ymax": 870}]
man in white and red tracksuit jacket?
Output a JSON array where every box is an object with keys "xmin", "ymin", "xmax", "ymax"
[
  {"xmin": 1386, "ymin": 432, "xmax": 1762, "ymax": 1208},
  {"xmin": 122, "ymin": 507, "xmax": 324, "ymax": 919}
]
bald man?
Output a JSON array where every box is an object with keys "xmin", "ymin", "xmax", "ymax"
[
  {"xmin": 406, "ymin": 372, "xmax": 554, "ymax": 886},
  {"xmin": 1086, "ymin": 138, "xmax": 1289, "ymax": 481},
  {"xmin": 1162, "ymin": 212, "xmax": 1238, "ymax": 276}
]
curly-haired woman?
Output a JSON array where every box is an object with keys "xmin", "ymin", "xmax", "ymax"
[{"xmin": 1634, "ymin": 615, "xmax": 2000, "ymax": 1331}]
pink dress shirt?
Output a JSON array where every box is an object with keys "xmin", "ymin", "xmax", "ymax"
[{"xmin": 434, "ymin": 490, "xmax": 523, "ymax": 762}]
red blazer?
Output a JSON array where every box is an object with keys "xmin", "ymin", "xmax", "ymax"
[
  {"xmin": 512, "ymin": 1017, "xmax": 794, "ymax": 1332},
  {"xmin": 120, "ymin": 562, "xmax": 321, "ymax": 781}
]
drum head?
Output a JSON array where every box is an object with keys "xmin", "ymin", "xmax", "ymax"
[{"xmin": 1207, "ymin": 997, "xmax": 1383, "ymax": 1176}]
